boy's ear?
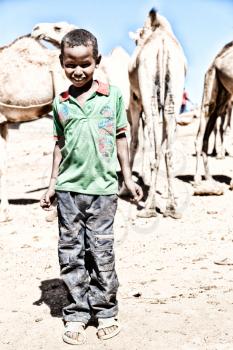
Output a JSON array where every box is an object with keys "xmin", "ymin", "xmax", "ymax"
[
  {"xmin": 59, "ymin": 54, "xmax": 64, "ymax": 67},
  {"xmin": 96, "ymin": 55, "xmax": 102, "ymax": 66}
]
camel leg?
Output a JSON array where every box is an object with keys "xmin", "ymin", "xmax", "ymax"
[
  {"xmin": 137, "ymin": 96, "xmax": 160, "ymax": 218},
  {"xmin": 163, "ymin": 135, "xmax": 181, "ymax": 218},
  {"xmin": 139, "ymin": 119, "xmax": 152, "ymax": 185},
  {"xmin": 213, "ymin": 111, "xmax": 230, "ymax": 159},
  {"xmin": 195, "ymin": 122, "xmax": 205, "ymax": 184},
  {"xmin": 0, "ymin": 122, "xmax": 11, "ymax": 222},
  {"xmin": 138, "ymin": 130, "xmax": 162, "ymax": 218},
  {"xmin": 128, "ymin": 93, "xmax": 142, "ymax": 170},
  {"xmin": 195, "ymin": 109, "xmax": 218, "ymax": 184},
  {"xmin": 137, "ymin": 115, "xmax": 161, "ymax": 218},
  {"xmin": 194, "ymin": 67, "xmax": 218, "ymax": 185},
  {"xmin": 226, "ymin": 102, "xmax": 233, "ymax": 156},
  {"xmin": 201, "ymin": 112, "xmax": 218, "ymax": 181},
  {"xmin": 163, "ymin": 147, "xmax": 180, "ymax": 218},
  {"xmin": 217, "ymin": 114, "xmax": 227, "ymax": 159},
  {"xmin": 119, "ymin": 92, "xmax": 141, "ymax": 197},
  {"xmin": 162, "ymin": 90, "xmax": 181, "ymax": 219},
  {"xmin": 213, "ymin": 116, "xmax": 222, "ymax": 159},
  {"xmin": 203, "ymin": 88, "xmax": 231, "ymax": 180},
  {"xmin": 222, "ymin": 124, "xmax": 229, "ymax": 157},
  {"xmin": 221, "ymin": 103, "xmax": 233, "ymax": 157},
  {"xmin": 137, "ymin": 165, "xmax": 157, "ymax": 218}
]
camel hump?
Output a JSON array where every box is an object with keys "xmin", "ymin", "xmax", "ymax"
[{"xmin": 111, "ymin": 47, "xmax": 130, "ymax": 60}]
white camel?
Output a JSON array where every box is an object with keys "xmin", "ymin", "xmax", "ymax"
[
  {"xmin": 98, "ymin": 47, "xmax": 130, "ymax": 109},
  {"xmin": 126, "ymin": 9, "xmax": 187, "ymax": 218},
  {"xmin": 31, "ymin": 23, "xmax": 130, "ymax": 108},
  {"xmin": 0, "ymin": 22, "xmax": 76, "ymax": 222},
  {"xmin": 195, "ymin": 41, "xmax": 233, "ymax": 189}
]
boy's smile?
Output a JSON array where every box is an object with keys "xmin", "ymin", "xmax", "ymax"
[{"xmin": 61, "ymin": 45, "xmax": 97, "ymax": 89}]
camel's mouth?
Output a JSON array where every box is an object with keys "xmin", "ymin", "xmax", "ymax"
[{"xmin": 36, "ymin": 35, "xmax": 60, "ymax": 48}]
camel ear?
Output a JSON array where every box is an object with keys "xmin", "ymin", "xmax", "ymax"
[
  {"xmin": 129, "ymin": 31, "xmax": 138, "ymax": 42},
  {"xmin": 96, "ymin": 55, "xmax": 102, "ymax": 66},
  {"xmin": 59, "ymin": 54, "xmax": 64, "ymax": 67},
  {"xmin": 149, "ymin": 8, "xmax": 157, "ymax": 28}
]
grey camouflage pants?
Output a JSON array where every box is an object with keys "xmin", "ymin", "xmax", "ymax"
[{"xmin": 56, "ymin": 191, "xmax": 119, "ymax": 324}]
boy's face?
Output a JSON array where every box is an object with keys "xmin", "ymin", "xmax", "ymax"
[{"xmin": 60, "ymin": 44, "xmax": 98, "ymax": 88}]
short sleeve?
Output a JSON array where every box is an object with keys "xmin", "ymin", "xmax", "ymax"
[
  {"xmin": 53, "ymin": 98, "xmax": 64, "ymax": 140},
  {"xmin": 116, "ymin": 89, "xmax": 128, "ymax": 136}
]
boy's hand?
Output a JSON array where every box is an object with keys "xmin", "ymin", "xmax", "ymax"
[
  {"xmin": 40, "ymin": 188, "xmax": 56, "ymax": 211},
  {"xmin": 124, "ymin": 179, "xmax": 143, "ymax": 203}
]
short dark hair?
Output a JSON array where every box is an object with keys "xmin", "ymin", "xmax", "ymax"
[{"xmin": 61, "ymin": 28, "xmax": 99, "ymax": 60}]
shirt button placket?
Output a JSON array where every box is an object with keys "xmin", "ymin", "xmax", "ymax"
[{"xmin": 85, "ymin": 105, "xmax": 92, "ymax": 116}]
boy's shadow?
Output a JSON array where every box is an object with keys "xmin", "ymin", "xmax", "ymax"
[
  {"xmin": 33, "ymin": 278, "xmax": 70, "ymax": 318},
  {"xmin": 117, "ymin": 171, "xmax": 163, "ymax": 213},
  {"xmin": 117, "ymin": 170, "xmax": 149, "ymax": 203}
]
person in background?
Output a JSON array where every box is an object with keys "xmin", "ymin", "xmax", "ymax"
[{"xmin": 180, "ymin": 88, "xmax": 192, "ymax": 113}]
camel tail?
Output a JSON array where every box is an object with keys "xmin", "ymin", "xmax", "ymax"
[
  {"xmin": 200, "ymin": 65, "xmax": 217, "ymax": 120},
  {"xmin": 0, "ymin": 122, "xmax": 8, "ymax": 140},
  {"xmin": 158, "ymin": 38, "xmax": 168, "ymax": 110}
]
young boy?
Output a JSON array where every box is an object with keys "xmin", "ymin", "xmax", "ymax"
[{"xmin": 40, "ymin": 28, "xmax": 143, "ymax": 345}]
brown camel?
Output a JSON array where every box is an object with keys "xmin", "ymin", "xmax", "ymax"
[
  {"xmin": 212, "ymin": 99, "xmax": 233, "ymax": 160},
  {"xmin": 125, "ymin": 9, "xmax": 186, "ymax": 218},
  {"xmin": 0, "ymin": 22, "xmax": 76, "ymax": 222},
  {"xmin": 195, "ymin": 41, "xmax": 233, "ymax": 190}
]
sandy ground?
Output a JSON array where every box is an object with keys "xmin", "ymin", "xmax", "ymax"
[{"xmin": 1, "ymin": 116, "xmax": 233, "ymax": 350}]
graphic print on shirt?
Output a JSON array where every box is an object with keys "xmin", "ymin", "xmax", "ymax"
[
  {"xmin": 58, "ymin": 104, "xmax": 70, "ymax": 124},
  {"xmin": 98, "ymin": 106, "xmax": 115, "ymax": 160}
]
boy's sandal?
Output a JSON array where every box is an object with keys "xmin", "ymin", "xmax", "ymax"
[
  {"xmin": 62, "ymin": 321, "xmax": 87, "ymax": 345},
  {"xmin": 97, "ymin": 318, "xmax": 121, "ymax": 340}
]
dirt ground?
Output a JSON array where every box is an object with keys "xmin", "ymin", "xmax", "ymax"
[{"xmin": 1, "ymin": 116, "xmax": 233, "ymax": 350}]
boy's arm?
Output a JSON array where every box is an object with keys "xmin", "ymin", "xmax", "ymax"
[
  {"xmin": 116, "ymin": 134, "xmax": 143, "ymax": 202},
  {"xmin": 40, "ymin": 138, "xmax": 64, "ymax": 210}
]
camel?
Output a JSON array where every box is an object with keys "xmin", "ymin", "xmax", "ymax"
[
  {"xmin": 0, "ymin": 22, "xmax": 76, "ymax": 222},
  {"xmin": 126, "ymin": 8, "xmax": 187, "ymax": 218},
  {"xmin": 98, "ymin": 47, "xmax": 130, "ymax": 109},
  {"xmin": 0, "ymin": 22, "xmax": 130, "ymax": 222},
  {"xmin": 195, "ymin": 41, "xmax": 233, "ymax": 190},
  {"xmin": 31, "ymin": 23, "xmax": 130, "ymax": 108}
]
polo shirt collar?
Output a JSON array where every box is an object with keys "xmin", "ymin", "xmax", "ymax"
[
  {"xmin": 96, "ymin": 81, "xmax": 109, "ymax": 96},
  {"xmin": 59, "ymin": 80, "xmax": 109, "ymax": 102}
]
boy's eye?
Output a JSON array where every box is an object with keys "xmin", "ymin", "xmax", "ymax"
[
  {"xmin": 64, "ymin": 63, "xmax": 91, "ymax": 69},
  {"xmin": 80, "ymin": 63, "xmax": 91, "ymax": 68},
  {"xmin": 65, "ymin": 64, "xmax": 76, "ymax": 69}
]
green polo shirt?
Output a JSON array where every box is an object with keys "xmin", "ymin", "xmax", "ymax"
[{"xmin": 53, "ymin": 81, "xmax": 128, "ymax": 195}]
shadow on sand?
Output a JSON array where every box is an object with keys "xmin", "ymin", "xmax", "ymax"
[
  {"xmin": 8, "ymin": 198, "xmax": 40, "ymax": 205},
  {"xmin": 33, "ymin": 278, "xmax": 70, "ymax": 318},
  {"xmin": 176, "ymin": 174, "xmax": 231, "ymax": 186},
  {"xmin": 33, "ymin": 278, "xmax": 101, "ymax": 326},
  {"xmin": 117, "ymin": 170, "xmax": 149, "ymax": 202}
]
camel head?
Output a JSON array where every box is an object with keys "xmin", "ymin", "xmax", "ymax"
[
  {"xmin": 128, "ymin": 28, "xmax": 142, "ymax": 45},
  {"xmin": 129, "ymin": 8, "xmax": 173, "ymax": 46},
  {"xmin": 31, "ymin": 22, "xmax": 77, "ymax": 48}
]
